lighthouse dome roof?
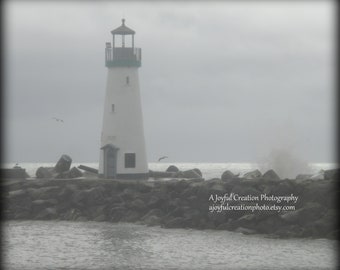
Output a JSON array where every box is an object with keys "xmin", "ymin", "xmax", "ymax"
[{"xmin": 111, "ymin": 19, "xmax": 135, "ymax": 35}]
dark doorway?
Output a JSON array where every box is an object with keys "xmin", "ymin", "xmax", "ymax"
[{"xmin": 102, "ymin": 144, "xmax": 119, "ymax": 179}]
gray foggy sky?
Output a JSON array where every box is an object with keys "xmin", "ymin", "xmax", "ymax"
[{"xmin": 3, "ymin": 1, "xmax": 336, "ymax": 163}]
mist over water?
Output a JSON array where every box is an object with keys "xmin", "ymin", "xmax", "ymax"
[{"xmin": 259, "ymin": 148, "xmax": 312, "ymax": 179}]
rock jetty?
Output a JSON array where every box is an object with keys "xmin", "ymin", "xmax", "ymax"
[{"xmin": 3, "ymin": 170, "xmax": 338, "ymax": 240}]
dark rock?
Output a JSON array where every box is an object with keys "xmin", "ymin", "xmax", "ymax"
[
  {"xmin": 192, "ymin": 168, "xmax": 202, "ymax": 177},
  {"xmin": 78, "ymin": 165, "xmax": 98, "ymax": 174},
  {"xmin": 310, "ymin": 171, "xmax": 325, "ymax": 180},
  {"xmin": 216, "ymin": 222, "xmax": 231, "ymax": 230},
  {"xmin": 176, "ymin": 169, "xmax": 201, "ymax": 179},
  {"xmin": 130, "ymin": 199, "xmax": 146, "ymax": 211},
  {"xmin": 120, "ymin": 210, "xmax": 142, "ymax": 222},
  {"xmin": 86, "ymin": 186, "xmax": 106, "ymax": 205},
  {"xmin": 324, "ymin": 168, "xmax": 340, "ymax": 180},
  {"xmin": 87, "ymin": 205, "xmax": 107, "ymax": 220},
  {"xmin": 36, "ymin": 167, "xmax": 55, "ymax": 178},
  {"xmin": 2, "ymin": 167, "xmax": 28, "ymax": 179},
  {"xmin": 56, "ymin": 167, "xmax": 83, "ymax": 179},
  {"xmin": 72, "ymin": 190, "xmax": 88, "ymax": 207},
  {"xmin": 262, "ymin": 169, "xmax": 280, "ymax": 180},
  {"xmin": 255, "ymin": 215, "xmax": 283, "ymax": 234},
  {"xmin": 280, "ymin": 202, "xmax": 323, "ymax": 225},
  {"xmin": 221, "ymin": 170, "xmax": 235, "ymax": 181},
  {"xmin": 299, "ymin": 180, "xmax": 334, "ymax": 207},
  {"xmin": 110, "ymin": 206, "xmax": 126, "ymax": 222},
  {"xmin": 166, "ymin": 165, "xmax": 180, "ymax": 173},
  {"xmin": 207, "ymin": 210, "xmax": 228, "ymax": 226},
  {"xmin": 7, "ymin": 189, "xmax": 27, "ymax": 198},
  {"xmin": 182, "ymin": 209, "xmax": 202, "ymax": 227},
  {"xmin": 209, "ymin": 182, "xmax": 226, "ymax": 193},
  {"xmin": 57, "ymin": 184, "xmax": 77, "ymax": 201},
  {"xmin": 69, "ymin": 167, "xmax": 83, "ymax": 178},
  {"xmin": 54, "ymin": 154, "xmax": 72, "ymax": 173},
  {"xmin": 62, "ymin": 208, "xmax": 83, "ymax": 221},
  {"xmin": 147, "ymin": 195, "xmax": 166, "ymax": 209},
  {"xmin": 75, "ymin": 216, "xmax": 88, "ymax": 222},
  {"xmin": 234, "ymin": 214, "xmax": 258, "ymax": 228},
  {"xmin": 309, "ymin": 209, "xmax": 337, "ymax": 237},
  {"xmin": 326, "ymin": 230, "xmax": 338, "ymax": 240},
  {"xmin": 187, "ymin": 178, "xmax": 204, "ymax": 184},
  {"xmin": 141, "ymin": 209, "xmax": 164, "ymax": 220},
  {"xmin": 166, "ymin": 206, "xmax": 185, "ymax": 218},
  {"xmin": 120, "ymin": 188, "xmax": 137, "ymax": 202},
  {"xmin": 274, "ymin": 225, "xmax": 305, "ymax": 238},
  {"xmin": 27, "ymin": 186, "xmax": 60, "ymax": 200},
  {"xmin": 221, "ymin": 219, "xmax": 239, "ymax": 231}
]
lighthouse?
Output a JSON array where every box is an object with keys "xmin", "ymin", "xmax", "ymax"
[{"xmin": 99, "ymin": 19, "xmax": 148, "ymax": 179}]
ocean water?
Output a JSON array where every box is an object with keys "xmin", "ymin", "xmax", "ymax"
[
  {"xmin": 3, "ymin": 221, "xmax": 338, "ymax": 270},
  {"xmin": 2, "ymin": 162, "xmax": 338, "ymax": 179}
]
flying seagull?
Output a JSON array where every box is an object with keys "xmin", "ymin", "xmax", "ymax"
[
  {"xmin": 158, "ymin": 156, "xmax": 168, "ymax": 162},
  {"xmin": 52, "ymin": 117, "xmax": 64, "ymax": 123}
]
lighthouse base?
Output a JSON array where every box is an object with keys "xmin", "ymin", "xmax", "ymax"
[{"xmin": 98, "ymin": 173, "xmax": 149, "ymax": 180}]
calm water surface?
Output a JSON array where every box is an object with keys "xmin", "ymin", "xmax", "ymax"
[{"xmin": 3, "ymin": 221, "xmax": 338, "ymax": 270}]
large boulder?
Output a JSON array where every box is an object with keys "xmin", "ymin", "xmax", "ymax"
[
  {"xmin": 221, "ymin": 170, "xmax": 235, "ymax": 181},
  {"xmin": 54, "ymin": 154, "xmax": 72, "ymax": 173},
  {"xmin": 69, "ymin": 167, "xmax": 83, "ymax": 178},
  {"xmin": 36, "ymin": 167, "xmax": 55, "ymax": 178},
  {"xmin": 262, "ymin": 169, "xmax": 280, "ymax": 180},
  {"xmin": 56, "ymin": 166, "xmax": 83, "ymax": 179},
  {"xmin": 192, "ymin": 168, "xmax": 203, "ymax": 177},
  {"xmin": 323, "ymin": 168, "xmax": 340, "ymax": 180},
  {"xmin": 166, "ymin": 165, "xmax": 180, "ymax": 173}
]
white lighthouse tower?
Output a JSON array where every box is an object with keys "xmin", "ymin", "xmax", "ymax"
[{"xmin": 99, "ymin": 19, "xmax": 148, "ymax": 179}]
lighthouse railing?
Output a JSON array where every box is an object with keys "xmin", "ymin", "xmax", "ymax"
[{"xmin": 105, "ymin": 47, "xmax": 141, "ymax": 67}]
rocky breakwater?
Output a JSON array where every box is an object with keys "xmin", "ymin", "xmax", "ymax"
[{"xmin": 3, "ymin": 169, "xmax": 338, "ymax": 240}]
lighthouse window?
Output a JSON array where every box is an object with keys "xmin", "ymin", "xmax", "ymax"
[
  {"xmin": 126, "ymin": 76, "xmax": 129, "ymax": 85},
  {"xmin": 111, "ymin": 104, "xmax": 115, "ymax": 112},
  {"xmin": 125, "ymin": 153, "xmax": 136, "ymax": 168}
]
